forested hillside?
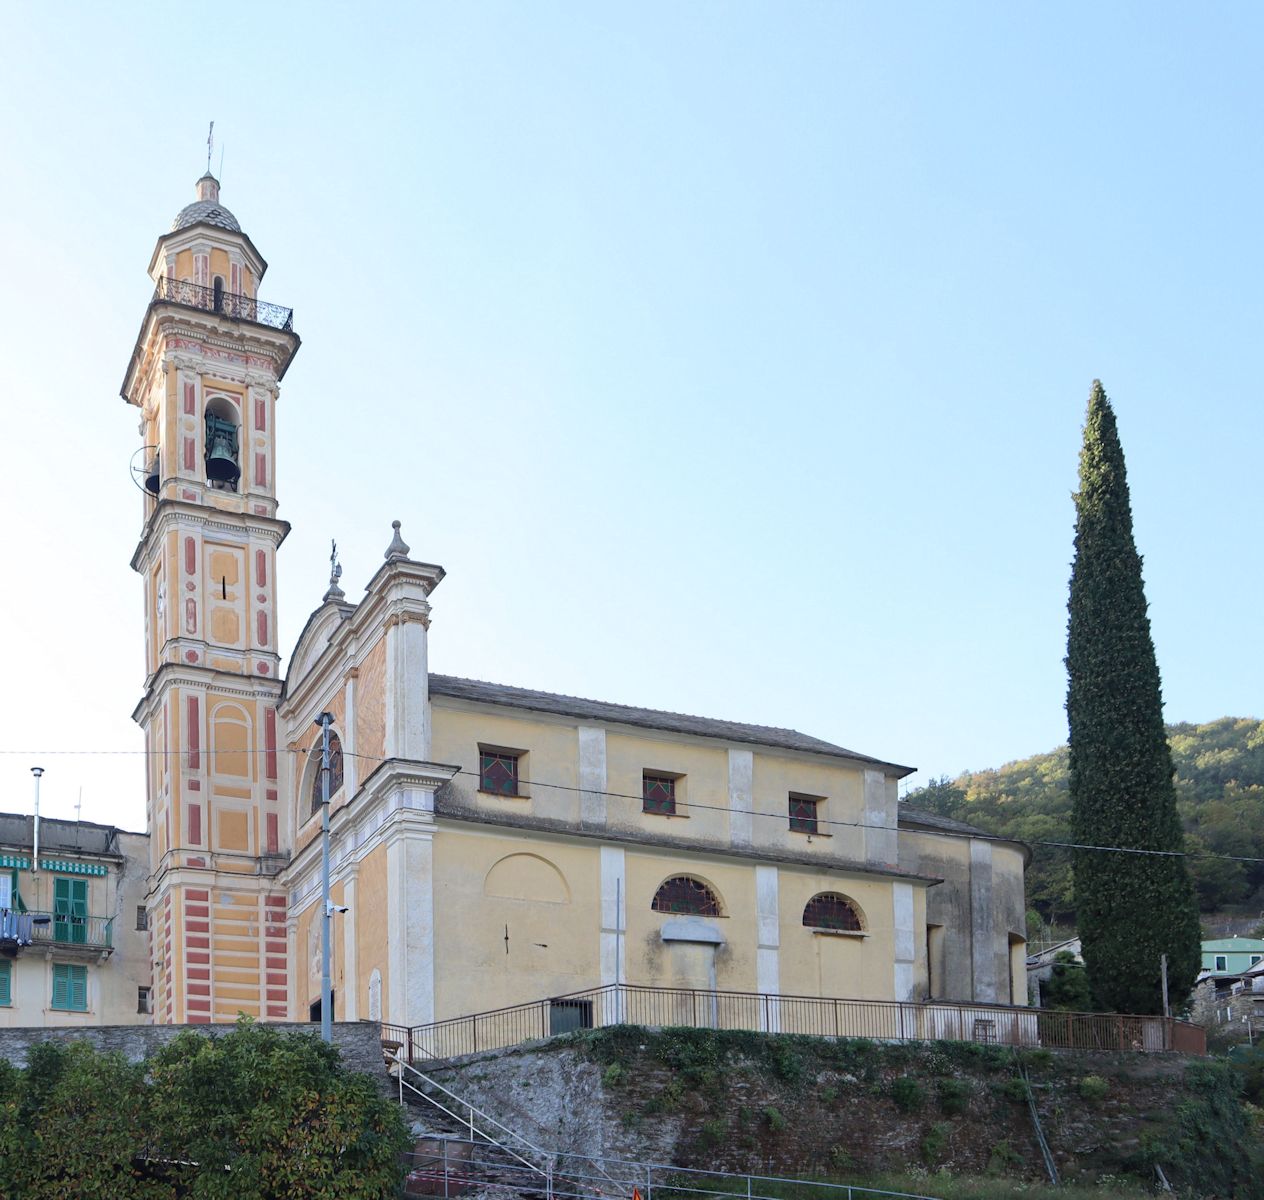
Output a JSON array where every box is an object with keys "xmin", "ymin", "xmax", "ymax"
[{"xmin": 903, "ymin": 717, "xmax": 1264, "ymax": 923}]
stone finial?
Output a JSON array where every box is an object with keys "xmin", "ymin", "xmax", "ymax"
[
  {"xmin": 385, "ymin": 519, "xmax": 411, "ymax": 561},
  {"xmin": 323, "ymin": 538, "xmax": 345, "ymax": 602}
]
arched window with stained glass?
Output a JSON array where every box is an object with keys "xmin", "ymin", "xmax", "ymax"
[
  {"xmin": 308, "ymin": 732, "xmax": 345, "ymax": 818},
  {"xmin": 651, "ymin": 875, "xmax": 723, "ymax": 917},
  {"xmin": 802, "ymin": 893, "xmax": 864, "ymax": 932}
]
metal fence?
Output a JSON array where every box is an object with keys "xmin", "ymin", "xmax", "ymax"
[{"xmin": 396, "ymin": 982, "xmax": 1205, "ymax": 1062}]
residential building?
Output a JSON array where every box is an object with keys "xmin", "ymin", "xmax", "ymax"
[
  {"xmin": 122, "ymin": 173, "xmax": 1029, "ymax": 1030},
  {"xmin": 0, "ymin": 814, "xmax": 151, "ymax": 1025},
  {"xmin": 1201, "ymin": 937, "xmax": 1264, "ymax": 977}
]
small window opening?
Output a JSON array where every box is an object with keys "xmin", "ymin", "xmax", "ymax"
[
  {"xmin": 136, "ymin": 906, "xmax": 148, "ymax": 931},
  {"xmin": 137, "ymin": 985, "xmax": 152, "ymax": 1014},
  {"xmin": 642, "ymin": 773, "xmax": 677, "ymax": 816},
  {"xmin": 788, "ymin": 793, "xmax": 820, "ymax": 834},
  {"xmin": 212, "ymin": 276, "xmax": 225, "ymax": 311},
  {"xmin": 480, "ymin": 750, "xmax": 521, "ymax": 796}
]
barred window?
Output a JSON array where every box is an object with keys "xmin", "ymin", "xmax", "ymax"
[
  {"xmin": 652, "ymin": 876, "xmax": 721, "ymax": 917},
  {"xmin": 309, "ymin": 733, "xmax": 345, "ymax": 817},
  {"xmin": 642, "ymin": 773, "xmax": 677, "ymax": 816},
  {"xmin": 802, "ymin": 892, "xmax": 863, "ymax": 932},
  {"xmin": 480, "ymin": 751, "xmax": 520, "ymax": 796},
  {"xmin": 788, "ymin": 794, "xmax": 820, "ymax": 834}
]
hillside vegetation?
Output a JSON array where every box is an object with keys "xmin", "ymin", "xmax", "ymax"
[{"xmin": 903, "ymin": 718, "xmax": 1264, "ymax": 923}]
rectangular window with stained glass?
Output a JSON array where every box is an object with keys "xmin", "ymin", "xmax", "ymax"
[
  {"xmin": 480, "ymin": 751, "xmax": 521, "ymax": 796},
  {"xmin": 789, "ymin": 794, "xmax": 820, "ymax": 834},
  {"xmin": 643, "ymin": 774, "xmax": 677, "ymax": 816}
]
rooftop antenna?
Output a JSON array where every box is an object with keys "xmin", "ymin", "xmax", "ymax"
[
  {"xmin": 74, "ymin": 786, "xmax": 83, "ymax": 850},
  {"xmin": 218, "ymin": 141, "xmax": 225, "ymax": 183},
  {"xmin": 206, "ymin": 120, "xmax": 215, "ymax": 175}
]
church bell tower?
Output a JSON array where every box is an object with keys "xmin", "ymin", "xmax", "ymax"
[{"xmin": 122, "ymin": 173, "xmax": 300, "ymax": 1023}]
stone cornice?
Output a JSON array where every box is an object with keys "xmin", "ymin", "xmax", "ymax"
[
  {"xmin": 132, "ymin": 662, "xmax": 283, "ymax": 725},
  {"xmin": 282, "ymin": 758, "xmax": 458, "ymax": 909},
  {"xmin": 131, "ymin": 500, "xmax": 290, "ymax": 572},
  {"xmin": 430, "ymin": 798, "xmax": 944, "ymax": 888}
]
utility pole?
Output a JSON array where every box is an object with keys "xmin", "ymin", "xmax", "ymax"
[
  {"xmin": 1160, "ymin": 953, "xmax": 1170, "ymax": 1019},
  {"xmin": 317, "ymin": 713, "xmax": 334, "ymax": 1043}
]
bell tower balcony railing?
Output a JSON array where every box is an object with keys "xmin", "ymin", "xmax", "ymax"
[{"xmin": 153, "ymin": 276, "xmax": 294, "ymax": 332}]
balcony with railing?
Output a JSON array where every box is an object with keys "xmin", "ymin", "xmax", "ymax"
[
  {"xmin": 153, "ymin": 275, "xmax": 294, "ymax": 332},
  {"xmin": 0, "ymin": 910, "xmax": 113, "ymax": 954}
]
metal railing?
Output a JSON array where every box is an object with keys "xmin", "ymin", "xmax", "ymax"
[
  {"xmin": 25, "ymin": 911, "xmax": 114, "ymax": 951},
  {"xmin": 153, "ymin": 276, "xmax": 294, "ymax": 332},
  {"xmin": 400, "ymin": 1134, "xmax": 944, "ymax": 1200},
  {"xmin": 395, "ymin": 982, "xmax": 1206, "ymax": 1062}
]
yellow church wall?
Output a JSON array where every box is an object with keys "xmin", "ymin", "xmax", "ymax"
[
  {"xmin": 624, "ymin": 850, "xmax": 758, "ymax": 993},
  {"xmin": 209, "ymin": 248, "xmax": 231, "ymax": 280},
  {"xmin": 430, "ymin": 826, "xmax": 598, "ymax": 1020},
  {"xmin": 355, "ymin": 844, "xmax": 390, "ymax": 1020},
  {"xmin": 430, "ymin": 707, "xmax": 580, "ymax": 823},
  {"xmin": 749, "ymin": 755, "xmax": 867, "ymax": 862},
  {"xmin": 174, "ymin": 249, "xmax": 193, "ymax": 279},
  {"xmin": 606, "ymin": 733, "xmax": 729, "ymax": 844},
  {"xmin": 774, "ymin": 870, "xmax": 901, "ymax": 1001},
  {"xmin": 294, "ymin": 880, "xmax": 346, "ymax": 1018}
]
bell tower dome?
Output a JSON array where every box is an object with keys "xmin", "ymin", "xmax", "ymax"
[{"xmin": 122, "ymin": 173, "xmax": 300, "ymax": 1025}]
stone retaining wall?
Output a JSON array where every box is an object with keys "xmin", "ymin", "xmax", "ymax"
[{"xmin": 0, "ymin": 1020, "xmax": 391, "ymax": 1093}]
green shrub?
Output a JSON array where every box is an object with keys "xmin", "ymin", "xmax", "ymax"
[
  {"xmin": 936, "ymin": 1076, "xmax": 970, "ymax": 1116},
  {"xmin": 890, "ymin": 1076, "xmax": 925, "ymax": 1113},
  {"xmin": 699, "ymin": 1118, "xmax": 727, "ymax": 1147},
  {"xmin": 996, "ymin": 1076, "xmax": 1030, "ymax": 1103},
  {"xmin": 1078, "ymin": 1074, "xmax": 1109, "ymax": 1102},
  {"xmin": 763, "ymin": 1105, "xmax": 788, "ymax": 1132},
  {"xmin": 819, "ymin": 1084, "xmax": 839, "ymax": 1104},
  {"xmin": 602, "ymin": 1062, "xmax": 626, "ymax": 1088},
  {"xmin": 921, "ymin": 1121, "xmax": 951, "ymax": 1165}
]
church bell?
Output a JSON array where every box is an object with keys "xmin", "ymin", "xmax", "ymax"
[
  {"xmin": 144, "ymin": 454, "xmax": 160, "ymax": 495},
  {"xmin": 204, "ymin": 415, "xmax": 241, "ymax": 484}
]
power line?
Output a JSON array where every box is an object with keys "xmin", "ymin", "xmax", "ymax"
[{"xmin": 3, "ymin": 745, "xmax": 1261, "ymax": 867}]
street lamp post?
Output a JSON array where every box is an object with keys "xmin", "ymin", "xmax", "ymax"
[{"xmin": 316, "ymin": 712, "xmax": 334, "ymax": 1043}]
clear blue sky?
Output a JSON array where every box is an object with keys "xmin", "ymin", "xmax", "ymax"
[{"xmin": 1, "ymin": 3, "xmax": 1260, "ymax": 831}]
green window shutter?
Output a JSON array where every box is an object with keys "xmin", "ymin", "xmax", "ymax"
[
  {"xmin": 54, "ymin": 879, "xmax": 87, "ymax": 945},
  {"xmin": 52, "ymin": 964, "xmax": 68, "ymax": 1010},
  {"xmin": 0, "ymin": 961, "xmax": 11, "ymax": 1006},
  {"xmin": 51, "ymin": 964, "xmax": 88, "ymax": 1012},
  {"xmin": 70, "ymin": 965, "xmax": 87, "ymax": 1012}
]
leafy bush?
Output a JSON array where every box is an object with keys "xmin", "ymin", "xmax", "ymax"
[
  {"xmin": 763, "ymin": 1105, "xmax": 787, "ymax": 1132},
  {"xmin": 936, "ymin": 1076, "xmax": 970, "ymax": 1116},
  {"xmin": 602, "ymin": 1062, "xmax": 626, "ymax": 1088},
  {"xmin": 890, "ymin": 1076, "xmax": 924, "ymax": 1113},
  {"xmin": 0, "ymin": 1022, "xmax": 408, "ymax": 1199},
  {"xmin": 1078, "ymin": 1074, "xmax": 1109, "ymax": 1102}
]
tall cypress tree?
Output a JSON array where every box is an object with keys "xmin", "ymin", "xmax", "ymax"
[{"xmin": 1066, "ymin": 381, "xmax": 1200, "ymax": 1014}]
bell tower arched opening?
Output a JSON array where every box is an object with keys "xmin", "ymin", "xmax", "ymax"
[{"xmin": 204, "ymin": 395, "xmax": 240, "ymax": 491}]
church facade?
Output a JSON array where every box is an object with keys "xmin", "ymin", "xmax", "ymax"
[{"xmin": 123, "ymin": 175, "xmax": 1028, "ymax": 1031}]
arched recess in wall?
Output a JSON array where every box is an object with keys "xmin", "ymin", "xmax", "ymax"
[
  {"xmin": 303, "ymin": 731, "xmax": 345, "ymax": 820},
  {"xmin": 651, "ymin": 875, "xmax": 724, "ymax": 917},
  {"xmin": 210, "ymin": 702, "xmax": 252, "ymax": 780},
  {"xmin": 802, "ymin": 892, "xmax": 866, "ymax": 932},
  {"xmin": 483, "ymin": 853, "xmax": 570, "ymax": 904}
]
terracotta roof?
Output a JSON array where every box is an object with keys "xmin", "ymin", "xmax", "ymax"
[{"xmin": 428, "ymin": 674, "xmax": 913, "ymax": 774}]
